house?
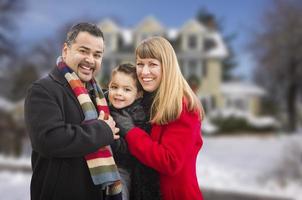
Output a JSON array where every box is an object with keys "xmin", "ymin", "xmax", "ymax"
[
  {"xmin": 97, "ymin": 16, "xmax": 264, "ymax": 117},
  {"xmin": 221, "ymin": 82, "xmax": 266, "ymax": 116}
]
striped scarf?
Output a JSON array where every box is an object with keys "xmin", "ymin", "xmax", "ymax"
[{"xmin": 57, "ymin": 57, "xmax": 122, "ymax": 199}]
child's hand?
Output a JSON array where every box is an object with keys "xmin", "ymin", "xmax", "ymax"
[
  {"xmin": 99, "ymin": 111, "xmax": 120, "ymax": 140},
  {"xmin": 110, "ymin": 110, "xmax": 134, "ymax": 137}
]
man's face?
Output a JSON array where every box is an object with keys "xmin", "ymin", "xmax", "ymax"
[{"xmin": 62, "ymin": 31, "xmax": 104, "ymax": 82}]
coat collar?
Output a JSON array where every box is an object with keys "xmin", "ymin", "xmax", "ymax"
[
  {"xmin": 49, "ymin": 67, "xmax": 69, "ymax": 86},
  {"xmin": 49, "ymin": 67, "xmax": 95, "ymax": 93},
  {"xmin": 48, "ymin": 67, "xmax": 85, "ymax": 119}
]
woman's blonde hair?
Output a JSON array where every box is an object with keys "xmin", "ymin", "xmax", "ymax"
[{"xmin": 135, "ymin": 36, "xmax": 204, "ymax": 125}]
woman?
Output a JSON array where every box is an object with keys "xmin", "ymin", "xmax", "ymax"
[{"xmin": 112, "ymin": 36, "xmax": 204, "ymax": 200}]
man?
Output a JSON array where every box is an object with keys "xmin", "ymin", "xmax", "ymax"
[{"xmin": 25, "ymin": 23, "xmax": 120, "ymax": 200}]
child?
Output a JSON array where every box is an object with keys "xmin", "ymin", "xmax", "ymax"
[{"xmin": 108, "ymin": 63, "xmax": 160, "ymax": 200}]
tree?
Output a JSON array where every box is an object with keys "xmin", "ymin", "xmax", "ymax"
[
  {"xmin": 0, "ymin": 0, "xmax": 24, "ymax": 56},
  {"xmin": 10, "ymin": 63, "xmax": 39, "ymax": 101},
  {"xmin": 249, "ymin": 0, "xmax": 302, "ymax": 132},
  {"xmin": 0, "ymin": 0, "xmax": 25, "ymax": 98},
  {"xmin": 196, "ymin": 8, "xmax": 237, "ymax": 81}
]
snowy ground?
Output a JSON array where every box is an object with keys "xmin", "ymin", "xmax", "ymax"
[
  {"xmin": 198, "ymin": 133, "xmax": 302, "ymax": 200},
  {"xmin": 0, "ymin": 171, "xmax": 31, "ymax": 200},
  {"xmin": 0, "ymin": 133, "xmax": 301, "ymax": 200}
]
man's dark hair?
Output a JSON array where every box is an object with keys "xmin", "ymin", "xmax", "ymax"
[{"xmin": 65, "ymin": 22, "xmax": 104, "ymax": 46}]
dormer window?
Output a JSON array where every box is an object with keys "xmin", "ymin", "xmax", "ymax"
[
  {"xmin": 204, "ymin": 38, "xmax": 216, "ymax": 51},
  {"xmin": 188, "ymin": 34, "xmax": 198, "ymax": 50},
  {"xmin": 188, "ymin": 60, "xmax": 199, "ymax": 76},
  {"xmin": 139, "ymin": 32, "xmax": 161, "ymax": 43}
]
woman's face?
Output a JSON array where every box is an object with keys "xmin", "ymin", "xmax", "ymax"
[{"xmin": 136, "ymin": 57, "xmax": 162, "ymax": 92}]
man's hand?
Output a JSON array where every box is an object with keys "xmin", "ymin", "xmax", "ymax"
[{"xmin": 98, "ymin": 111, "xmax": 120, "ymax": 140}]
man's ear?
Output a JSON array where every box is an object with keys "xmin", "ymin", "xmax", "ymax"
[{"xmin": 62, "ymin": 43, "xmax": 68, "ymax": 60}]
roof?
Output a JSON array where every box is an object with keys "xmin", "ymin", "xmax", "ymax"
[
  {"xmin": 134, "ymin": 16, "xmax": 164, "ymax": 33},
  {"xmin": 204, "ymin": 31, "xmax": 228, "ymax": 59},
  {"xmin": 221, "ymin": 81, "xmax": 266, "ymax": 96},
  {"xmin": 120, "ymin": 28, "xmax": 133, "ymax": 45},
  {"xmin": 98, "ymin": 18, "xmax": 120, "ymax": 33},
  {"xmin": 97, "ymin": 16, "xmax": 229, "ymax": 58},
  {"xmin": 179, "ymin": 19, "xmax": 206, "ymax": 33},
  {"xmin": 0, "ymin": 97, "xmax": 14, "ymax": 112}
]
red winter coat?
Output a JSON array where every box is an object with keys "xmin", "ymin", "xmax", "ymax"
[{"xmin": 125, "ymin": 102, "xmax": 204, "ymax": 200}]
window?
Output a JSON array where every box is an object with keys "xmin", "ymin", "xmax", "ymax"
[
  {"xmin": 188, "ymin": 60, "xmax": 199, "ymax": 77},
  {"xmin": 140, "ymin": 32, "xmax": 159, "ymax": 42},
  {"xmin": 189, "ymin": 60, "xmax": 197, "ymax": 68},
  {"xmin": 234, "ymin": 99, "xmax": 248, "ymax": 111},
  {"xmin": 226, "ymin": 98, "xmax": 232, "ymax": 107},
  {"xmin": 102, "ymin": 60, "xmax": 111, "ymax": 77},
  {"xmin": 226, "ymin": 97, "xmax": 248, "ymax": 112},
  {"xmin": 204, "ymin": 38, "xmax": 216, "ymax": 51},
  {"xmin": 200, "ymin": 95, "xmax": 216, "ymax": 113},
  {"xmin": 188, "ymin": 34, "xmax": 198, "ymax": 49},
  {"xmin": 211, "ymin": 96, "xmax": 216, "ymax": 109},
  {"xmin": 202, "ymin": 61, "xmax": 207, "ymax": 78}
]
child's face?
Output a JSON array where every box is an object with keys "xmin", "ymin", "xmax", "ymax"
[{"xmin": 109, "ymin": 72, "xmax": 141, "ymax": 109}]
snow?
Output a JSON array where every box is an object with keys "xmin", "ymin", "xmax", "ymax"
[
  {"xmin": 204, "ymin": 31, "xmax": 229, "ymax": 59},
  {"xmin": 210, "ymin": 108, "xmax": 278, "ymax": 128},
  {"xmin": 120, "ymin": 29, "xmax": 133, "ymax": 44},
  {"xmin": 1, "ymin": 134, "xmax": 301, "ymax": 200},
  {"xmin": 202, "ymin": 118, "xmax": 218, "ymax": 134},
  {"xmin": 249, "ymin": 116, "xmax": 279, "ymax": 128},
  {"xmin": 0, "ymin": 155, "xmax": 30, "ymax": 166},
  {"xmin": 210, "ymin": 108, "xmax": 253, "ymax": 118},
  {"xmin": 0, "ymin": 97, "xmax": 14, "ymax": 112},
  {"xmin": 197, "ymin": 134, "xmax": 302, "ymax": 200},
  {"xmin": 167, "ymin": 28, "xmax": 178, "ymax": 39},
  {"xmin": 0, "ymin": 171, "xmax": 31, "ymax": 200},
  {"xmin": 221, "ymin": 81, "xmax": 266, "ymax": 96}
]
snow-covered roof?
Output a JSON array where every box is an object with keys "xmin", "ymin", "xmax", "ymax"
[
  {"xmin": 120, "ymin": 28, "xmax": 133, "ymax": 45},
  {"xmin": 98, "ymin": 18, "xmax": 120, "ymax": 33},
  {"xmin": 134, "ymin": 16, "xmax": 165, "ymax": 33},
  {"xmin": 0, "ymin": 97, "xmax": 13, "ymax": 112},
  {"xmin": 179, "ymin": 19, "xmax": 206, "ymax": 33},
  {"xmin": 221, "ymin": 82, "xmax": 266, "ymax": 96},
  {"xmin": 96, "ymin": 16, "xmax": 229, "ymax": 58},
  {"xmin": 204, "ymin": 31, "xmax": 228, "ymax": 59},
  {"xmin": 167, "ymin": 28, "xmax": 178, "ymax": 40},
  {"xmin": 120, "ymin": 28, "xmax": 179, "ymax": 45}
]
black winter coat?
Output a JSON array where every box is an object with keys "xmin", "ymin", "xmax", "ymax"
[
  {"xmin": 110, "ymin": 96, "xmax": 161, "ymax": 200},
  {"xmin": 24, "ymin": 67, "xmax": 114, "ymax": 200}
]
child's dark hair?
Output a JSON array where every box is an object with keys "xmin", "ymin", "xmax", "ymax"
[{"xmin": 111, "ymin": 63, "xmax": 143, "ymax": 92}]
